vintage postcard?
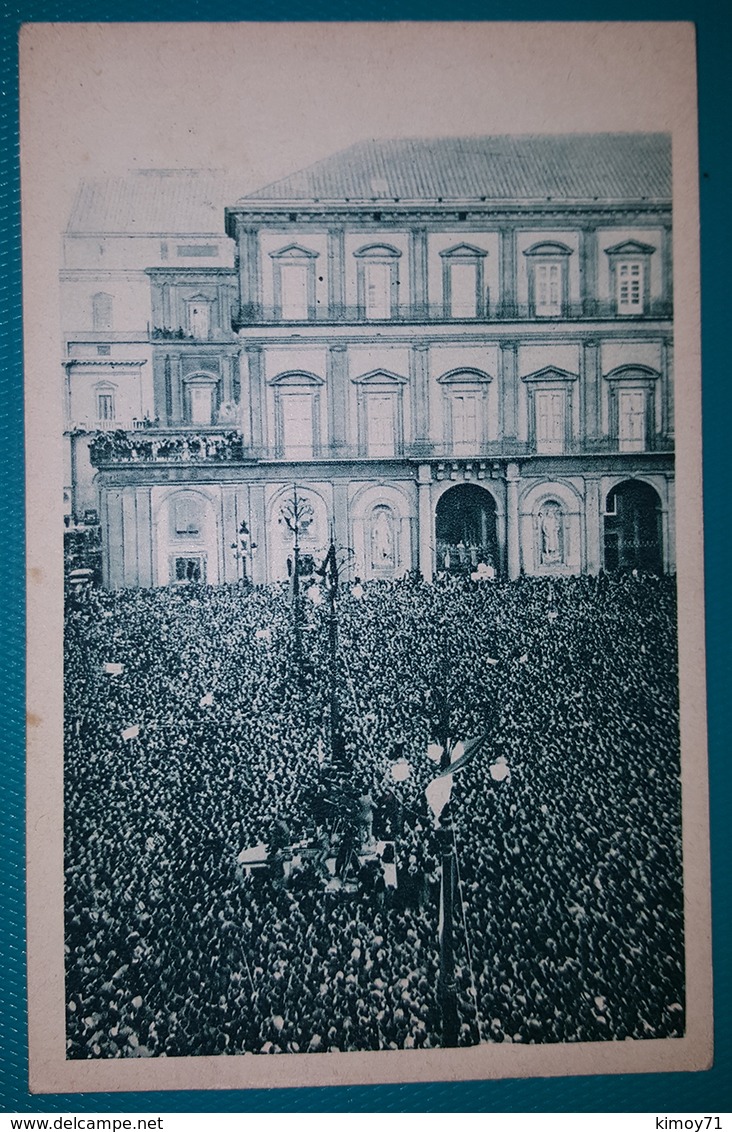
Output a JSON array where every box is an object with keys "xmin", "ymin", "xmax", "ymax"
[{"xmin": 21, "ymin": 21, "xmax": 712, "ymax": 1093}]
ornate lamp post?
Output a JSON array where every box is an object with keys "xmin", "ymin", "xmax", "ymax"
[
  {"xmin": 422, "ymin": 737, "xmax": 510, "ymax": 1048},
  {"xmin": 230, "ymin": 520, "xmax": 256, "ymax": 584},
  {"xmin": 280, "ymin": 485, "xmax": 314, "ymax": 678}
]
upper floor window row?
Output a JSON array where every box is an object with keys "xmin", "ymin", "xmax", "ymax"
[{"xmin": 248, "ymin": 234, "xmax": 663, "ymax": 324}]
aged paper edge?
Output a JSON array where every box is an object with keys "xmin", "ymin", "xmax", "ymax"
[{"xmin": 20, "ymin": 21, "xmax": 712, "ymax": 1094}]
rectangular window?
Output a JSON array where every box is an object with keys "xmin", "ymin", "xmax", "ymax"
[
  {"xmin": 97, "ymin": 392, "xmax": 115, "ymax": 421},
  {"xmin": 189, "ymin": 385, "xmax": 213, "ymax": 425},
  {"xmin": 279, "ymin": 263, "xmax": 310, "ymax": 320},
  {"xmin": 618, "ymin": 389, "xmax": 646, "ymax": 451},
  {"xmin": 366, "ymin": 393, "xmax": 397, "ymax": 456},
  {"xmin": 281, "ymin": 393, "xmax": 314, "ymax": 458},
  {"xmin": 364, "ymin": 262, "xmax": 392, "ymax": 320},
  {"xmin": 617, "ymin": 262, "xmax": 644, "ymax": 313},
  {"xmin": 174, "ymin": 499, "xmax": 201, "ymax": 537},
  {"xmin": 450, "ymin": 392, "xmax": 480, "ymax": 450},
  {"xmin": 534, "ymin": 263, "xmax": 563, "ymax": 316},
  {"xmin": 449, "ymin": 263, "xmax": 478, "ymax": 318},
  {"xmin": 177, "ymin": 244, "xmax": 217, "ymax": 257},
  {"xmin": 535, "ymin": 390, "xmax": 565, "ymax": 452},
  {"xmin": 172, "ymin": 556, "xmax": 205, "ymax": 583}
]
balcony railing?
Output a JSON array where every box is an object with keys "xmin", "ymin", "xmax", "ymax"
[
  {"xmin": 229, "ymin": 298, "xmax": 673, "ymax": 330},
  {"xmin": 88, "ymin": 428, "xmax": 674, "ymax": 467}
]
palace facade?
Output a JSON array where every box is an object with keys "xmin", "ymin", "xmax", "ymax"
[{"xmin": 62, "ymin": 135, "xmax": 674, "ymax": 587}]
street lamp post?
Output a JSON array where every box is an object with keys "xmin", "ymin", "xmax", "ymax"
[
  {"xmin": 280, "ymin": 485, "xmax": 314, "ymax": 680},
  {"xmin": 230, "ymin": 520, "xmax": 256, "ymax": 584}
]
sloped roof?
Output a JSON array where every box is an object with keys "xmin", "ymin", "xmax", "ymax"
[
  {"xmin": 66, "ymin": 169, "xmax": 240, "ymax": 235},
  {"xmin": 239, "ymin": 134, "xmax": 671, "ymax": 205}
]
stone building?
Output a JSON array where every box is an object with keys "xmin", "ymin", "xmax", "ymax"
[{"xmin": 62, "ymin": 135, "xmax": 674, "ymax": 587}]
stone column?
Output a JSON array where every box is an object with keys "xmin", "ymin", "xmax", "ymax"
[
  {"xmin": 327, "ymin": 226, "xmax": 346, "ymax": 318},
  {"xmin": 499, "ymin": 227, "xmax": 517, "ymax": 318},
  {"xmin": 249, "ymin": 483, "xmax": 267, "ymax": 585},
  {"xmin": 584, "ymin": 476, "xmax": 602, "ymax": 574},
  {"xmin": 238, "ymin": 224, "xmax": 261, "ymax": 316},
  {"xmin": 332, "ymin": 481, "xmax": 351, "ymax": 577},
  {"xmin": 411, "ymin": 341, "xmax": 431, "ymax": 453},
  {"xmin": 171, "ymin": 355, "xmax": 183, "ymax": 423},
  {"xmin": 662, "ymin": 223, "xmax": 674, "ymax": 310},
  {"xmin": 500, "ymin": 340, "xmax": 518, "ymax": 441},
  {"xmin": 505, "ymin": 462, "xmax": 521, "ymax": 580},
  {"xmin": 246, "ymin": 344, "xmax": 264, "ymax": 455},
  {"xmin": 222, "ymin": 355, "xmax": 233, "ymax": 405},
  {"xmin": 135, "ymin": 488, "xmax": 154, "ymax": 588},
  {"xmin": 417, "ymin": 463, "xmax": 433, "ymax": 581},
  {"xmin": 328, "ymin": 343, "xmax": 348, "ymax": 454},
  {"xmin": 582, "ymin": 338, "xmax": 601, "ymax": 442},
  {"xmin": 662, "ymin": 336, "xmax": 674, "ymax": 439},
  {"xmin": 410, "ymin": 227, "xmax": 429, "ymax": 318},
  {"xmin": 580, "ymin": 226, "xmax": 598, "ymax": 317},
  {"xmin": 665, "ymin": 475, "xmax": 676, "ymax": 573}
]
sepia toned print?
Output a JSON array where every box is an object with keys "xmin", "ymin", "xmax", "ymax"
[{"xmin": 23, "ymin": 22, "xmax": 711, "ymax": 1092}]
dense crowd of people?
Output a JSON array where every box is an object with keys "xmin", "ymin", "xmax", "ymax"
[{"xmin": 64, "ymin": 571, "xmax": 684, "ymax": 1059}]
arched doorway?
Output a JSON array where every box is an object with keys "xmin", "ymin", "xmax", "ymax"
[
  {"xmin": 435, "ymin": 484, "xmax": 498, "ymax": 574},
  {"xmin": 604, "ymin": 480, "xmax": 663, "ymax": 573}
]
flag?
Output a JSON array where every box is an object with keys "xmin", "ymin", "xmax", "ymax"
[
  {"xmin": 518, "ymin": 652, "xmax": 529, "ymax": 663},
  {"xmin": 486, "ymin": 657, "xmax": 499, "ymax": 666},
  {"xmin": 103, "ymin": 662, "xmax": 124, "ymax": 676},
  {"xmin": 199, "ymin": 692, "xmax": 214, "ymax": 707},
  {"xmin": 255, "ymin": 627, "xmax": 272, "ymax": 641},
  {"xmin": 547, "ymin": 611, "xmax": 558, "ymax": 622},
  {"xmin": 121, "ymin": 724, "xmax": 139, "ymax": 741},
  {"xmin": 439, "ymin": 733, "xmax": 486, "ymax": 777},
  {"xmin": 425, "ymin": 773, "xmax": 453, "ymax": 822}
]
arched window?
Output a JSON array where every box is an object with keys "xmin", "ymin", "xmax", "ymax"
[
  {"xmin": 354, "ymin": 245, "xmax": 401, "ymax": 320},
  {"xmin": 523, "ymin": 242, "xmax": 573, "ymax": 318},
  {"xmin": 440, "ymin": 244, "xmax": 488, "ymax": 319},
  {"xmin": 92, "ymin": 292, "xmax": 113, "ymax": 331},
  {"xmin": 438, "ymin": 368, "xmax": 492, "ymax": 454},
  {"xmin": 271, "ymin": 371, "xmax": 323, "ymax": 459}
]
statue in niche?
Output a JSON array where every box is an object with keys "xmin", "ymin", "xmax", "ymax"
[
  {"xmin": 539, "ymin": 501, "xmax": 563, "ymax": 565},
  {"xmin": 370, "ymin": 507, "xmax": 395, "ymax": 570}
]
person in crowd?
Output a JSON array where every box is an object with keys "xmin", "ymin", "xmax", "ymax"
[{"xmin": 63, "ymin": 571, "xmax": 683, "ymax": 1058}]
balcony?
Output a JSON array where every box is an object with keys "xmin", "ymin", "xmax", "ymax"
[
  {"xmin": 230, "ymin": 298, "xmax": 673, "ymax": 330},
  {"xmin": 87, "ymin": 428, "xmax": 674, "ymax": 468},
  {"xmin": 89, "ymin": 428, "xmax": 246, "ymax": 466}
]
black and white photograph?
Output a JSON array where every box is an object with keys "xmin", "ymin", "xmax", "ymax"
[{"xmin": 21, "ymin": 22, "xmax": 711, "ymax": 1092}]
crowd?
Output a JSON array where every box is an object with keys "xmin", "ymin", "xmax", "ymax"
[{"xmin": 64, "ymin": 571, "xmax": 684, "ymax": 1058}]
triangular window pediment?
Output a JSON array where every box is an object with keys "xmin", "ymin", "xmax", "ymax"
[
  {"xmin": 521, "ymin": 365, "xmax": 578, "ymax": 384},
  {"xmin": 605, "ymin": 239, "xmax": 657, "ymax": 257},
  {"xmin": 352, "ymin": 368, "xmax": 407, "ymax": 386},
  {"xmin": 440, "ymin": 242, "xmax": 488, "ymax": 259},
  {"xmin": 270, "ymin": 243, "xmax": 319, "ymax": 259}
]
